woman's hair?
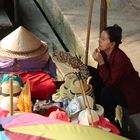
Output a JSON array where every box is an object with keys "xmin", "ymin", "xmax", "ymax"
[{"xmin": 104, "ymin": 24, "xmax": 122, "ymax": 47}]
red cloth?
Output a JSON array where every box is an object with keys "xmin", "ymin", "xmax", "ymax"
[
  {"xmin": 43, "ymin": 106, "xmax": 64, "ymax": 117},
  {"xmin": 98, "ymin": 48, "xmax": 140, "ymax": 115},
  {"xmin": 0, "ymin": 109, "xmax": 9, "ymax": 117},
  {"xmin": 92, "ymin": 116, "xmax": 121, "ymax": 135},
  {"xmin": 10, "ymin": 72, "xmax": 56, "ymax": 100}
]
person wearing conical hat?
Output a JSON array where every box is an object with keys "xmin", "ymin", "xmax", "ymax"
[
  {"xmin": 0, "ymin": 26, "xmax": 54, "ymax": 73},
  {"xmin": 0, "ymin": 26, "xmax": 56, "ymax": 100},
  {"xmin": 90, "ymin": 24, "xmax": 140, "ymax": 127}
]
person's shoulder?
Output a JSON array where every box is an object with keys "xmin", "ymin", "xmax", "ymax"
[
  {"xmin": 114, "ymin": 48, "xmax": 130, "ymax": 62},
  {"xmin": 115, "ymin": 48, "xmax": 128, "ymax": 57}
]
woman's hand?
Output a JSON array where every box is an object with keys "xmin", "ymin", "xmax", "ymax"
[{"xmin": 92, "ymin": 49, "xmax": 105, "ymax": 65}]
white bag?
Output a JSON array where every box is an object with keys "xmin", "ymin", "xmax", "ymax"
[{"xmin": 66, "ymin": 95, "xmax": 81, "ymax": 117}]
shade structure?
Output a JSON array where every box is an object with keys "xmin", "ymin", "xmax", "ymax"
[{"xmin": 0, "ymin": 113, "xmax": 128, "ymax": 140}]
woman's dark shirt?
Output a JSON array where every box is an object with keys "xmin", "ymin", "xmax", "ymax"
[{"xmin": 98, "ymin": 47, "xmax": 140, "ymax": 114}]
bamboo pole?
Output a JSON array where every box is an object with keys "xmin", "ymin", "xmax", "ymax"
[
  {"xmin": 77, "ymin": 72, "xmax": 94, "ymax": 126},
  {"xmin": 79, "ymin": 79, "xmax": 94, "ymax": 126},
  {"xmin": 100, "ymin": 0, "xmax": 107, "ymax": 35},
  {"xmin": 9, "ymin": 78, "xmax": 14, "ymax": 116},
  {"xmin": 85, "ymin": 0, "xmax": 94, "ymax": 65}
]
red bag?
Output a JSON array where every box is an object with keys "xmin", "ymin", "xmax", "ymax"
[{"xmin": 10, "ymin": 72, "xmax": 56, "ymax": 100}]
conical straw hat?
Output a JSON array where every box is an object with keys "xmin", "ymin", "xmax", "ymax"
[{"xmin": 0, "ymin": 26, "xmax": 48, "ymax": 58}]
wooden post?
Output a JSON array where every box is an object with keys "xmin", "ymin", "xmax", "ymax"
[
  {"xmin": 100, "ymin": 0, "xmax": 107, "ymax": 36},
  {"xmin": 85, "ymin": 0, "xmax": 94, "ymax": 65},
  {"xmin": 13, "ymin": 0, "xmax": 19, "ymax": 27},
  {"xmin": 9, "ymin": 78, "xmax": 14, "ymax": 116}
]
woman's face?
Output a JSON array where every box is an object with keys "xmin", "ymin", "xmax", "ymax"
[{"xmin": 98, "ymin": 31, "xmax": 113, "ymax": 52}]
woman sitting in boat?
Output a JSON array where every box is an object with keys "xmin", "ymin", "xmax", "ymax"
[{"xmin": 89, "ymin": 24, "xmax": 140, "ymax": 126}]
